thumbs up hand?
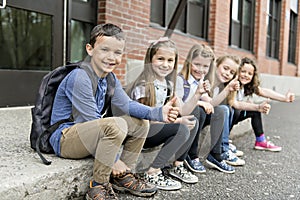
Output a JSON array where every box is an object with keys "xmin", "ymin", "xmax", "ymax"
[
  {"xmin": 285, "ymin": 89, "xmax": 295, "ymax": 102},
  {"xmin": 228, "ymin": 76, "xmax": 240, "ymax": 91},
  {"xmin": 203, "ymin": 80, "xmax": 211, "ymax": 93},
  {"xmin": 162, "ymin": 97, "xmax": 179, "ymax": 123},
  {"xmin": 258, "ymin": 99, "xmax": 271, "ymax": 114},
  {"xmin": 196, "ymin": 79, "xmax": 210, "ymax": 96}
]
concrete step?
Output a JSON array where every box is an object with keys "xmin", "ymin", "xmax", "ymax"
[{"xmin": 0, "ymin": 107, "xmax": 251, "ymax": 199}]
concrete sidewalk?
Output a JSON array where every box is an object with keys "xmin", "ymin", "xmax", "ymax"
[{"xmin": 0, "ymin": 106, "xmax": 251, "ymax": 199}]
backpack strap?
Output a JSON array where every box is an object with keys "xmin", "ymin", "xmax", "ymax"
[
  {"xmin": 79, "ymin": 62, "xmax": 98, "ymax": 95},
  {"xmin": 36, "ymin": 118, "xmax": 72, "ymax": 165},
  {"xmin": 101, "ymin": 72, "xmax": 115, "ymax": 117},
  {"xmin": 179, "ymin": 74, "xmax": 190, "ymax": 102}
]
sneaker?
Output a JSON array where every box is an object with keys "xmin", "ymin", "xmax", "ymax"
[
  {"xmin": 169, "ymin": 163, "xmax": 198, "ymax": 184},
  {"xmin": 110, "ymin": 171, "xmax": 157, "ymax": 197},
  {"xmin": 206, "ymin": 154, "xmax": 235, "ymax": 174},
  {"xmin": 229, "ymin": 143, "xmax": 244, "ymax": 157},
  {"xmin": 254, "ymin": 140, "xmax": 282, "ymax": 152},
  {"xmin": 223, "ymin": 150, "xmax": 245, "ymax": 166},
  {"xmin": 144, "ymin": 171, "xmax": 182, "ymax": 191},
  {"xmin": 184, "ymin": 156, "xmax": 206, "ymax": 173},
  {"xmin": 86, "ymin": 181, "xmax": 118, "ymax": 200}
]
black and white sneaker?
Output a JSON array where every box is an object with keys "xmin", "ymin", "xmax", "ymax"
[
  {"xmin": 144, "ymin": 171, "xmax": 182, "ymax": 191},
  {"xmin": 169, "ymin": 163, "xmax": 198, "ymax": 184}
]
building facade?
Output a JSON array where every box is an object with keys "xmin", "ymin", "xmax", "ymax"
[{"xmin": 0, "ymin": 0, "xmax": 299, "ymax": 107}]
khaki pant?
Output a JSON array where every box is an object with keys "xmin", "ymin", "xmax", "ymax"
[{"xmin": 60, "ymin": 115, "xmax": 149, "ymax": 183}]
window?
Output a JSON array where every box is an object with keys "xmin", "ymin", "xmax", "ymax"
[
  {"xmin": 0, "ymin": 7, "xmax": 52, "ymax": 70},
  {"xmin": 288, "ymin": 5, "xmax": 298, "ymax": 63},
  {"xmin": 229, "ymin": 0, "xmax": 255, "ymax": 51},
  {"xmin": 150, "ymin": 0, "xmax": 209, "ymax": 39},
  {"xmin": 0, "ymin": 0, "xmax": 96, "ymax": 107},
  {"xmin": 68, "ymin": 0, "xmax": 97, "ymax": 62},
  {"xmin": 266, "ymin": 0, "xmax": 281, "ymax": 59},
  {"xmin": 70, "ymin": 20, "xmax": 93, "ymax": 62}
]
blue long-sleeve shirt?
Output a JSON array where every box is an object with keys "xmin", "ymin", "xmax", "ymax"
[{"xmin": 50, "ymin": 68, "xmax": 163, "ymax": 156}]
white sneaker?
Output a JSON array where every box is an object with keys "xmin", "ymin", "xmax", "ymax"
[
  {"xmin": 223, "ymin": 150, "xmax": 245, "ymax": 166},
  {"xmin": 144, "ymin": 171, "xmax": 181, "ymax": 191},
  {"xmin": 229, "ymin": 143, "xmax": 244, "ymax": 157},
  {"xmin": 169, "ymin": 164, "xmax": 198, "ymax": 184}
]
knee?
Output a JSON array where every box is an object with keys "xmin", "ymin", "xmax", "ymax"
[
  {"xmin": 179, "ymin": 124, "xmax": 191, "ymax": 142},
  {"xmin": 125, "ymin": 116, "xmax": 149, "ymax": 139},
  {"xmin": 213, "ymin": 106, "xmax": 225, "ymax": 120},
  {"xmin": 219, "ymin": 105, "xmax": 230, "ymax": 115},
  {"xmin": 100, "ymin": 117, "xmax": 127, "ymax": 141},
  {"xmin": 190, "ymin": 117, "xmax": 199, "ymax": 134},
  {"xmin": 199, "ymin": 107, "xmax": 207, "ymax": 119}
]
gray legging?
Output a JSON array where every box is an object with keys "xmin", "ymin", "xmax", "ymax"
[
  {"xmin": 206, "ymin": 106, "xmax": 226, "ymax": 155},
  {"xmin": 143, "ymin": 117, "xmax": 199, "ymax": 169}
]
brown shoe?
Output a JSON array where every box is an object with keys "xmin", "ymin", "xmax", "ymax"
[
  {"xmin": 110, "ymin": 171, "xmax": 157, "ymax": 197},
  {"xmin": 86, "ymin": 181, "xmax": 118, "ymax": 200}
]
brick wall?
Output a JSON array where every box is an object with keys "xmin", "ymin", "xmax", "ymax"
[{"xmin": 97, "ymin": 0, "xmax": 300, "ymax": 84}]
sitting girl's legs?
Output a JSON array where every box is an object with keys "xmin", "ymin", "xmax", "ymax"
[
  {"xmin": 144, "ymin": 120, "xmax": 199, "ymax": 190},
  {"xmin": 232, "ymin": 109, "xmax": 281, "ymax": 151},
  {"xmin": 184, "ymin": 106, "xmax": 207, "ymax": 173},
  {"xmin": 205, "ymin": 106, "xmax": 235, "ymax": 173}
]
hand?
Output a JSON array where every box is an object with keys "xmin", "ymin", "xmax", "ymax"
[
  {"xmin": 197, "ymin": 101, "xmax": 214, "ymax": 114},
  {"xmin": 112, "ymin": 160, "xmax": 131, "ymax": 177},
  {"xmin": 228, "ymin": 76, "xmax": 240, "ymax": 91},
  {"xmin": 285, "ymin": 89, "xmax": 295, "ymax": 102},
  {"xmin": 162, "ymin": 97, "xmax": 179, "ymax": 123},
  {"xmin": 178, "ymin": 115, "xmax": 196, "ymax": 130},
  {"xmin": 196, "ymin": 80, "xmax": 206, "ymax": 95},
  {"xmin": 196, "ymin": 80, "xmax": 211, "ymax": 96},
  {"xmin": 258, "ymin": 99, "xmax": 271, "ymax": 114},
  {"xmin": 203, "ymin": 80, "xmax": 211, "ymax": 93}
]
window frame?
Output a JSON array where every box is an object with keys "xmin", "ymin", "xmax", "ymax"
[
  {"xmin": 66, "ymin": 0, "xmax": 97, "ymax": 63},
  {"xmin": 150, "ymin": 0, "xmax": 210, "ymax": 39}
]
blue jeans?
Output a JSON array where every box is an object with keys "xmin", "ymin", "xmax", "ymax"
[{"xmin": 220, "ymin": 105, "xmax": 234, "ymax": 152}]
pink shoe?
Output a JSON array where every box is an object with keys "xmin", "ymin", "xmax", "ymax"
[{"xmin": 254, "ymin": 140, "xmax": 282, "ymax": 152}]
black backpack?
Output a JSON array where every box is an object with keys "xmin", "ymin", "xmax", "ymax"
[{"xmin": 30, "ymin": 61, "xmax": 115, "ymax": 165}]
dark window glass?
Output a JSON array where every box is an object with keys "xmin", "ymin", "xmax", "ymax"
[
  {"xmin": 188, "ymin": 0, "xmax": 208, "ymax": 38},
  {"xmin": 230, "ymin": 0, "xmax": 255, "ymax": 51},
  {"xmin": 150, "ymin": 0, "xmax": 165, "ymax": 26},
  {"xmin": 288, "ymin": 10, "xmax": 297, "ymax": 63},
  {"xmin": 266, "ymin": 0, "xmax": 281, "ymax": 59},
  {"xmin": 0, "ymin": 7, "xmax": 52, "ymax": 70},
  {"xmin": 70, "ymin": 20, "xmax": 93, "ymax": 62}
]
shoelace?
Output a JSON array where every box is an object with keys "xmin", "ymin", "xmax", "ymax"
[
  {"xmin": 104, "ymin": 184, "xmax": 118, "ymax": 199},
  {"xmin": 132, "ymin": 173, "xmax": 147, "ymax": 190},
  {"xmin": 177, "ymin": 165, "xmax": 194, "ymax": 177}
]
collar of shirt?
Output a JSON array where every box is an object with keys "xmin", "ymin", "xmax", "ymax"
[{"xmin": 188, "ymin": 75, "xmax": 199, "ymax": 86}]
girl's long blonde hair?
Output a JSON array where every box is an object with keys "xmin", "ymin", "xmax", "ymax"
[
  {"xmin": 180, "ymin": 44, "xmax": 215, "ymax": 81},
  {"xmin": 206, "ymin": 55, "xmax": 240, "ymax": 105},
  {"xmin": 126, "ymin": 39, "xmax": 178, "ymax": 107}
]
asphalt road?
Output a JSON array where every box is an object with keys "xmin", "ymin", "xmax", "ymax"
[{"xmin": 118, "ymin": 98, "xmax": 300, "ymax": 200}]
